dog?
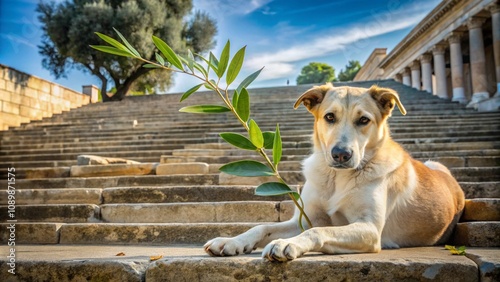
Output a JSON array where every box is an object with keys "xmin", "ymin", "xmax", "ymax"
[{"xmin": 204, "ymin": 83, "xmax": 465, "ymax": 262}]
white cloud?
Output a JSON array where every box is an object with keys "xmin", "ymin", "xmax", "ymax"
[
  {"xmin": 246, "ymin": 9, "xmax": 429, "ymax": 81},
  {"xmin": 193, "ymin": 0, "xmax": 273, "ymax": 15}
]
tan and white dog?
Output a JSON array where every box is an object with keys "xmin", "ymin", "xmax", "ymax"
[{"xmin": 204, "ymin": 83, "xmax": 465, "ymax": 262}]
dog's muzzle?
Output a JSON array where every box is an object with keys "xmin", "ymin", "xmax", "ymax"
[{"xmin": 331, "ymin": 146, "xmax": 353, "ymax": 168}]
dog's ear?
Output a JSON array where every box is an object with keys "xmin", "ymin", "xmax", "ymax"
[
  {"xmin": 294, "ymin": 83, "xmax": 333, "ymax": 111},
  {"xmin": 369, "ymin": 85, "xmax": 407, "ymax": 116}
]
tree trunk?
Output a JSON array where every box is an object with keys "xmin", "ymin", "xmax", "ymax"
[{"xmin": 101, "ymin": 66, "xmax": 152, "ymax": 102}]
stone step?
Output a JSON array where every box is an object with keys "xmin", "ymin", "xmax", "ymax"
[
  {"xmin": 462, "ymin": 199, "xmax": 500, "ymax": 221},
  {"xmin": 0, "ymin": 204, "xmax": 99, "ymax": 223},
  {"xmin": 2, "ymin": 182, "xmax": 496, "ymax": 209},
  {"xmin": 100, "ymin": 201, "xmax": 293, "ymax": 223},
  {"xmin": 451, "ymin": 221, "xmax": 500, "ymax": 247},
  {"xmin": 1, "ymin": 245, "xmax": 497, "ymax": 281}
]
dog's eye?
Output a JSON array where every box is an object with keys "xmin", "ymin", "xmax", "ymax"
[
  {"xmin": 358, "ymin": 116, "xmax": 370, "ymax": 125},
  {"xmin": 324, "ymin": 113, "xmax": 336, "ymax": 123}
]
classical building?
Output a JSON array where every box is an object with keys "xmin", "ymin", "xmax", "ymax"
[{"xmin": 354, "ymin": 0, "xmax": 500, "ymax": 111}]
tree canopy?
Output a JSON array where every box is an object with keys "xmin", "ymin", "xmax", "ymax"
[
  {"xmin": 337, "ymin": 60, "xmax": 361, "ymax": 82},
  {"xmin": 296, "ymin": 62, "xmax": 336, "ymax": 85},
  {"xmin": 37, "ymin": 0, "xmax": 217, "ymax": 101}
]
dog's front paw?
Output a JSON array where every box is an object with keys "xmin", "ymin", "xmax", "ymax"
[
  {"xmin": 203, "ymin": 237, "xmax": 253, "ymax": 257},
  {"xmin": 262, "ymin": 239, "xmax": 303, "ymax": 262}
]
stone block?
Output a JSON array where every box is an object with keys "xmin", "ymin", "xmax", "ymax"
[
  {"xmin": 77, "ymin": 155, "xmax": 141, "ymax": 165},
  {"xmin": 5, "ymin": 80, "xmax": 15, "ymax": 92},
  {"xmin": 279, "ymin": 200, "xmax": 295, "ymax": 221},
  {"xmin": 38, "ymin": 91, "xmax": 50, "ymax": 102},
  {"xmin": 20, "ymin": 105, "xmax": 42, "ymax": 120},
  {"xmin": 101, "ymin": 202, "xmax": 280, "ymax": 223},
  {"xmin": 466, "ymin": 248, "xmax": 500, "ymax": 282},
  {"xmin": 146, "ymin": 247, "xmax": 478, "ymax": 282},
  {"xmin": 450, "ymin": 222, "xmax": 500, "ymax": 247},
  {"xmin": 51, "ymin": 84, "xmax": 61, "ymax": 97},
  {"xmin": 70, "ymin": 163, "xmax": 157, "ymax": 177},
  {"xmin": 0, "ymin": 77, "xmax": 4, "ymax": 89},
  {"xmin": 0, "ymin": 204, "xmax": 100, "ymax": 223},
  {"xmin": 10, "ymin": 92, "xmax": 21, "ymax": 104},
  {"xmin": 436, "ymin": 157, "xmax": 465, "ymax": 168},
  {"xmin": 24, "ymin": 87, "xmax": 38, "ymax": 98},
  {"xmin": 462, "ymin": 199, "xmax": 500, "ymax": 221},
  {"xmin": 2, "ymin": 100, "xmax": 19, "ymax": 115},
  {"xmin": 27, "ymin": 77, "xmax": 40, "ymax": 90},
  {"xmin": 40, "ymin": 80, "xmax": 51, "ymax": 93},
  {"xmin": 60, "ymin": 223, "xmax": 259, "ymax": 244},
  {"xmin": 0, "ymin": 223, "xmax": 61, "ymax": 244},
  {"xmin": 0, "ymin": 188, "xmax": 101, "ymax": 205},
  {"xmin": 0, "ymin": 88, "xmax": 10, "ymax": 101},
  {"xmin": 467, "ymin": 156, "xmax": 500, "ymax": 167},
  {"xmin": 156, "ymin": 162, "xmax": 209, "ymax": 175},
  {"xmin": 219, "ymin": 172, "xmax": 276, "ymax": 185},
  {"xmin": 22, "ymin": 167, "xmax": 71, "ymax": 179}
]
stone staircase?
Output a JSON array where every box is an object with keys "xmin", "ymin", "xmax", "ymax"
[{"xmin": 0, "ymin": 80, "xmax": 499, "ymax": 281}]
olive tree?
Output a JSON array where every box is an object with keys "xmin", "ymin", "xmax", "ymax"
[{"xmin": 37, "ymin": 0, "xmax": 217, "ymax": 101}]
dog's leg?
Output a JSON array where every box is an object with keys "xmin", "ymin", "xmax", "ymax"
[
  {"xmin": 204, "ymin": 220, "xmax": 302, "ymax": 256},
  {"xmin": 262, "ymin": 221, "xmax": 381, "ymax": 262}
]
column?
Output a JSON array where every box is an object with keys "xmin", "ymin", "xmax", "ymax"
[
  {"xmin": 420, "ymin": 54, "xmax": 433, "ymax": 93},
  {"xmin": 410, "ymin": 61, "xmax": 421, "ymax": 90},
  {"xmin": 432, "ymin": 45, "xmax": 448, "ymax": 99},
  {"xmin": 447, "ymin": 32, "xmax": 467, "ymax": 104},
  {"xmin": 394, "ymin": 73, "xmax": 402, "ymax": 83},
  {"xmin": 467, "ymin": 17, "xmax": 489, "ymax": 106},
  {"xmin": 401, "ymin": 67, "xmax": 411, "ymax": 86},
  {"xmin": 488, "ymin": 3, "xmax": 500, "ymax": 96}
]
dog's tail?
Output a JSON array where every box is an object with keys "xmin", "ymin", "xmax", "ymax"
[{"xmin": 424, "ymin": 160, "xmax": 452, "ymax": 176}]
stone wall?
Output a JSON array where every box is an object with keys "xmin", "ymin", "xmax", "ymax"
[{"xmin": 0, "ymin": 64, "xmax": 90, "ymax": 130}]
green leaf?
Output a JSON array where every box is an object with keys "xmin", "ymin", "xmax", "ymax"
[
  {"xmin": 142, "ymin": 64, "xmax": 161, "ymax": 69},
  {"xmin": 152, "ymin": 35, "xmax": 183, "ymax": 70},
  {"xmin": 193, "ymin": 61, "xmax": 208, "ymax": 78},
  {"xmin": 255, "ymin": 182, "xmax": 299, "ymax": 200},
  {"xmin": 95, "ymin": 32, "xmax": 129, "ymax": 52},
  {"xmin": 204, "ymin": 83, "xmax": 216, "ymax": 91},
  {"xmin": 236, "ymin": 67, "xmax": 263, "ymax": 93},
  {"xmin": 445, "ymin": 245, "xmax": 466, "ymax": 255},
  {"xmin": 180, "ymin": 83, "xmax": 203, "ymax": 102},
  {"xmin": 220, "ymin": 160, "xmax": 275, "ymax": 177},
  {"xmin": 263, "ymin": 132, "xmax": 275, "ymax": 150},
  {"xmin": 226, "ymin": 46, "xmax": 246, "ymax": 86},
  {"xmin": 273, "ymin": 124, "xmax": 282, "ymax": 167},
  {"xmin": 195, "ymin": 53, "xmax": 211, "ymax": 75},
  {"xmin": 113, "ymin": 28, "xmax": 141, "ymax": 58},
  {"xmin": 232, "ymin": 90, "xmax": 239, "ymax": 109},
  {"xmin": 155, "ymin": 53, "xmax": 165, "ymax": 66},
  {"xmin": 209, "ymin": 52, "xmax": 219, "ymax": 74},
  {"xmin": 179, "ymin": 105, "xmax": 230, "ymax": 114},
  {"xmin": 90, "ymin": 45, "xmax": 135, "ymax": 58},
  {"xmin": 186, "ymin": 49, "xmax": 195, "ymax": 72},
  {"xmin": 236, "ymin": 88, "xmax": 250, "ymax": 122},
  {"xmin": 220, "ymin": 133, "xmax": 257, "ymax": 150},
  {"xmin": 248, "ymin": 119, "xmax": 263, "ymax": 148},
  {"xmin": 217, "ymin": 40, "xmax": 230, "ymax": 78}
]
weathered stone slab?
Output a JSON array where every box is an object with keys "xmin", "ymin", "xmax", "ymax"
[
  {"xmin": 101, "ymin": 202, "xmax": 280, "ymax": 223},
  {"xmin": 71, "ymin": 163, "xmax": 157, "ymax": 177},
  {"xmin": 451, "ymin": 222, "xmax": 500, "ymax": 247},
  {"xmin": 460, "ymin": 182, "xmax": 500, "ymax": 199},
  {"xmin": 0, "ymin": 204, "xmax": 100, "ymax": 223},
  {"xmin": 0, "ymin": 188, "xmax": 102, "ymax": 205},
  {"xmin": 22, "ymin": 167, "xmax": 70, "ymax": 179},
  {"xmin": 155, "ymin": 162, "xmax": 209, "ymax": 175},
  {"xmin": 77, "ymin": 154, "xmax": 141, "ymax": 165},
  {"xmin": 466, "ymin": 248, "xmax": 500, "ymax": 282},
  {"xmin": 146, "ymin": 247, "xmax": 478, "ymax": 282},
  {"xmin": 60, "ymin": 223, "xmax": 258, "ymax": 244},
  {"xmin": 0, "ymin": 223, "xmax": 61, "ymax": 244},
  {"xmin": 102, "ymin": 186, "xmax": 288, "ymax": 204},
  {"xmin": 462, "ymin": 199, "xmax": 500, "ymax": 221},
  {"xmin": 219, "ymin": 172, "xmax": 276, "ymax": 185}
]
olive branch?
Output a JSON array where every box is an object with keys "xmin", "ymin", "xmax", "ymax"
[{"xmin": 91, "ymin": 28, "xmax": 312, "ymax": 231}]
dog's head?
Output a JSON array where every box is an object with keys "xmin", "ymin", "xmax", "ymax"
[{"xmin": 294, "ymin": 83, "xmax": 406, "ymax": 170}]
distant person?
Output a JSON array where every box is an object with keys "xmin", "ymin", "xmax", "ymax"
[{"xmin": 287, "ymin": 79, "xmax": 289, "ymax": 86}]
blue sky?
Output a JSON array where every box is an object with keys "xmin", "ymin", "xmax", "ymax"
[{"xmin": 0, "ymin": 0, "xmax": 441, "ymax": 94}]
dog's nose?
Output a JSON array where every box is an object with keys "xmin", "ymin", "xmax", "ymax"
[{"xmin": 331, "ymin": 147, "xmax": 352, "ymax": 163}]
